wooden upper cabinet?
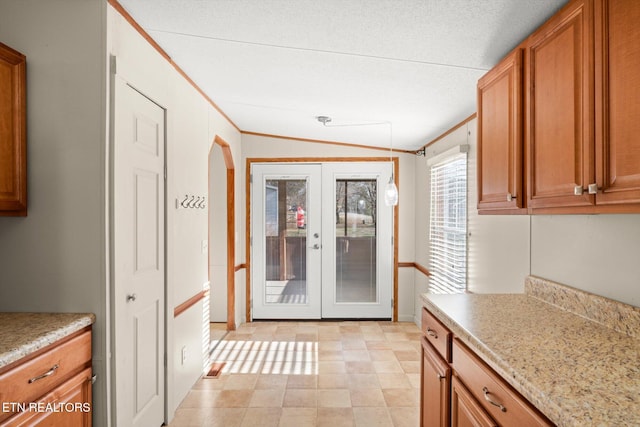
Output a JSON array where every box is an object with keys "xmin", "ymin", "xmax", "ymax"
[
  {"xmin": 595, "ymin": 0, "xmax": 640, "ymax": 205},
  {"xmin": 0, "ymin": 42, "xmax": 27, "ymax": 216},
  {"xmin": 477, "ymin": 49, "xmax": 524, "ymax": 212},
  {"xmin": 526, "ymin": 0, "xmax": 595, "ymax": 209}
]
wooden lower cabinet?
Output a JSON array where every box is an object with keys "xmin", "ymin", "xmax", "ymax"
[
  {"xmin": 421, "ymin": 309, "xmax": 553, "ymax": 427},
  {"xmin": 421, "ymin": 337, "xmax": 451, "ymax": 427},
  {"xmin": 0, "ymin": 329, "xmax": 92, "ymax": 426},
  {"xmin": 451, "ymin": 376, "xmax": 497, "ymax": 427},
  {"xmin": 452, "ymin": 339, "xmax": 552, "ymax": 427},
  {"xmin": 5, "ymin": 368, "xmax": 92, "ymax": 427}
]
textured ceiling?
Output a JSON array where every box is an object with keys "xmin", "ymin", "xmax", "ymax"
[{"xmin": 117, "ymin": 0, "xmax": 569, "ymax": 150}]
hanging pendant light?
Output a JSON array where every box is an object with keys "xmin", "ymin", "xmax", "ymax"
[
  {"xmin": 385, "ymin": 122, "xmax": 398, "ymax": 206},
  {"xmin": 384, "ymin": 175, "xmax": 398, "ymax": 206}
]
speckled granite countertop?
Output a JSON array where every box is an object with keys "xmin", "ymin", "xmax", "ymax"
[
  {"xmin": 422, "ymin": 276, "xmax": 640, "ymax": 427},
  {"xmin": 0, "ymin": 313, "xmax": 95, "ymax": 370}
]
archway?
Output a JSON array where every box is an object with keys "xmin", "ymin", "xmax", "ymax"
[{"xmin": 208, "ymin": 135, "xmax": 235, "ymax": 330}]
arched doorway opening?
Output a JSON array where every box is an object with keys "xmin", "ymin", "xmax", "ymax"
[{"xmin": 208, "ymin": 135, "xmax": 235, "ymax": 330}]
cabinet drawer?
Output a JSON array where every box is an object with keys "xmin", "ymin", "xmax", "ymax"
[
  {"xmin": 421, "ymin": 308, "xmax": 452, "ymax": 362},
  {"xmin": 452, "ymin": 338, "xmax": 552, "ymax": 427},
  {"xmin": 1, "ymin": 367, "xmax": 92, "ymax": 427},
  {"xmin": 0, "ymin": 330, "xmax": 91, "ymax": 420}
]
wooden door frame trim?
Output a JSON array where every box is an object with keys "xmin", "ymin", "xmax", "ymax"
[
  {"xmin": 209, "ymin": 135, "xmax": 236, "ymax": 331},
  {"xmin": 245, "ymin": 156, "xmax": 400, "ymax": 322}
]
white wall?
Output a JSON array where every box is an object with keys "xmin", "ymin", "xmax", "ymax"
[
  {"xmin": 0, "ymin": 1, "xmax": 108, "ymax": 424},
  {"xmin": 414, "ymin": 118, "xmax": 532, "ymax": 321},
  {"xmin": 107, "ymin": 5, "xmax": 242, "ymax": 423},
  {"xmin": 242, "ymin": 134, "xmax": 416, "ymax": 321},
  {"xmin": 0, "ymin": 3, "xmax": 241, "ymax": 425},
  {"xmin": 531, "ymin": 214, "xmax": 640, "ymax": 307}
]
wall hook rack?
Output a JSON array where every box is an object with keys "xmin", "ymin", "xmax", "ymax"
[{"xmin": 176, "ymin": 194, "xmax": 207, "ymax": 210}]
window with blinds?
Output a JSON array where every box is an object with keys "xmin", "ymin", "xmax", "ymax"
[{"xmin": 429, "ymin": 151, "xmax": 467, "ymax": 294}]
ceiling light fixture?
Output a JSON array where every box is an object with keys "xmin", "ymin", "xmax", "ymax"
[{"xmin": 316, "ymin": 115, "xmax": 332, "ymax": 126}]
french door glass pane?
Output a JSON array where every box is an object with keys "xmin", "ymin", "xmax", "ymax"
[
  {"xmin": 264, "ymin": 179, "xmax": 308, "ymax": 304},
  {"xmin": 335, "ymin": 179, "xmax": 377, "ymax": 303}
]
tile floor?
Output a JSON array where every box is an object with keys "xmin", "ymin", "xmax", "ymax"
[
  {"xmin": 168, "ymin": 321, "xmax": 422, "ymax": 427},
  {"xmin": 209, "ymin": 322, "xmax": 229, "ymax": 349}
]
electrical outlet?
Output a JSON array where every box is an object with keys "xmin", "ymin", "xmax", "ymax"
[{"xmin": 181, "ymin": 346, "xmax": 187, "ymax": 365}]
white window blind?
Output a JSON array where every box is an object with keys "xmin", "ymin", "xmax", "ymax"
[{"xmin": 429, "ymin": 150, "xmax": 467, "ymax": 294}]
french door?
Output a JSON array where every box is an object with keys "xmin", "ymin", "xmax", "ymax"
[{"xmin": 251, "ymin": 162, "xmax": 393, "ymax": 319}]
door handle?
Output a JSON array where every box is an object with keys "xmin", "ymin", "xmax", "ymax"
[{"xmin": 309, "ymin": 244, "xmax": 321, "ymax": 249}]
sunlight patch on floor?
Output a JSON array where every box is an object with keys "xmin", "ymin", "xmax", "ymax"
[{"xmin": 209, "ymin": 340, "xmax": 319, "ymax": 375}]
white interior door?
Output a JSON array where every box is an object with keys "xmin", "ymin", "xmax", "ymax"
[
  {"xmin": 112, "ymin": 77, "xmax": 166, "ymax": 427},
  {"xmin": 321, "ymin": 162, "xmax": 393, "ymax": 318},
  {"xmin": 251, "ymin": 164, "xmax": 322, "ymax": 319}
]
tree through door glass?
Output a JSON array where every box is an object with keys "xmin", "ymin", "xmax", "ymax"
[{"xmin": 335, "ymin": 179, "xmax": 377, "ymax": 303}]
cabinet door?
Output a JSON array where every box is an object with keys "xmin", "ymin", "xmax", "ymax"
[
  {"xmin": 4, "ymin": 367, "xmax": 92, "ymax": 427},
  {"xmin": 477, "ymin": 48, "xmax": 524, "ymax": 212},
  {"xmin": 451, "ymin": 376, "xmax": 497, "ymax": 427},
  {"xmin": 0, "ymin": 43, "xmax": 27, "ymax": 216},
  {"xmin": 595, "ymin": 0, "xmax": 640, "ymax": 205},
  {"xmin": 527, "ymin": 0, "xmax": 595, "ymax": 209},
  {"xmin": 421, "ymin": 338, "xmax": 450, "ymax": 427}
]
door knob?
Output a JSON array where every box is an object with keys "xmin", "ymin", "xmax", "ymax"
[{"xmin": 126, "ymin": 294, "xmax": 137, "ymax": 302}]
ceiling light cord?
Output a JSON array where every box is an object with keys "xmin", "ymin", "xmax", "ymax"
[
  {"xmin": 385, "ymin": 121, "xmax": 398, "ymax": 206},
  {"xmin": 315, "ymin": 115, "xmax": 398, "ymax": 206},
  {"xmin": 148, "ymin": 28, "xmax": 490, "ymax": 72}
]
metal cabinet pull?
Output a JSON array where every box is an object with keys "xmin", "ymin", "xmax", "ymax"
[
  {"xmin": 126, "ymin": 294, "xmax": 137, "ymax": 302},
  {"xmin": 437, "ymin": 373, "xmax": 445, "ymax": 380},
  {"xmin": 506, "ymin": 194, "xmax": 516, "ymax": 202},
  {"xmin": 483, "ymin": 387, "xmax": 506, "ymax": 412},
  {"xmin": 426, "ymin": 327, "xmax": 438, "ymax": 339},
  {"xmin": 29, "ymin": 364, "xmax": 59, "ymax": 383},
  {"xmin": 575, "ymin": 184, "xmax": 600, "ymax": 195}
]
